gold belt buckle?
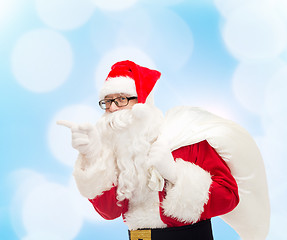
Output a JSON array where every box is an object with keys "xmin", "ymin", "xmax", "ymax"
[{"xmin": 130, "ymin": 229, "xmax": 151, "ymax": 240}]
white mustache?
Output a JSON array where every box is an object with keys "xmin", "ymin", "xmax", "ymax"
[{"xmin": 104, "ymin": 109, "xmax": 134, "ymax": 131}]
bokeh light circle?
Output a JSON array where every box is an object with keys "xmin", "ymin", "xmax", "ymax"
[
  {"xmin": 90, "ymin": 7, "xmax": 152, "ymax": 55},
  {"xmin": 222, "ymin": 4, "xmax": 287, "ymax": 61},
  {"xmin": 11, "ymin": 29, "xmax": 73, "ymax": 92},
  {"xmin": 267, "ymin": 0, "xmax": 287, "ymax": 24},
  {"xmin": 232, "ymin": 60, "xmax": 286, "ymax": 114},
  {"xmin": 10, "ymin": 170, "xmax": 83, "ymax": 239},
  {"xmin": 92, "ymin": 0, "xmax": 138, "ymax": 11},
  {"xmin": 214, "ymin": 0, "xmax": 263, "ymax": 18},
  {"xmin": 10, "ymin": 170, "xmax": 47, "ymax": 238},
  {"xmin": 148, "ymin": 8, "xmax": 193, "ymax": 71},
  {"xmin": 35, "ymin": 0, "xmax": 95, "ymax": 30},
  {"xmin": 22, "ymin": 233, "xmax": 63, "ymax": 240},
  {"xmin": 144, "ymin": 0, "xmax": 184, "ymax": 6},
  {"xmin": 22, "ymin": 182, "xmax": 82, "ymax": 240},
  {"xmin": 265, "ymin": 66, "xmax": 287, "ymax": 121}
]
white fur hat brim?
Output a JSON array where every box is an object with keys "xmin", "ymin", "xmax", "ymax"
[{"xmin": 99, "ymin": 76, "xmax": 137, "ymax": 100}]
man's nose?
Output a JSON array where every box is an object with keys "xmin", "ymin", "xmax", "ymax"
[{"xmin": 107, "ymin": 101, "xmax": 120, "ymax": 113}]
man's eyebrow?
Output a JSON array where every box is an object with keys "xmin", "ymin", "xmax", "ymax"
[{"xmin": 104, "ymin": 96, "xmax": 115, "ymax": 99}]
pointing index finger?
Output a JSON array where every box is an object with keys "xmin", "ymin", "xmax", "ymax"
[{"xmin": 56, "ymin": 120, "xmax": 77, "ymax": 129}]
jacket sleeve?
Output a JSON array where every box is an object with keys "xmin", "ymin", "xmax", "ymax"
[
  {"xmin": 160, "ymin": 140, "xmax": 239, "ymax": 226},
  {"xmin": 89, "ymin": 186, "xmax": 124, "ymax": 220},
  {"xmin": 73, "ymin": 151, "xmax": 118, "ymax": 200},
  {"xmin": 198, "ymin": 141, "xmax": 239, "ymax": 219}
]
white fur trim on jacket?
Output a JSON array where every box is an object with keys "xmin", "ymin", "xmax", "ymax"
[
  {"xmin": 99, "ymin": 76, "xmax": 137, "ymax": 100},
  {"xmin": 124, "ymin": 188, "xmax": 167, "ymax": 230},
  {"xmin": 162, "ymin": 159, "xmax": 212, "ymax": 223},
  {"xmin": 73, "ymin": 153, "xmax": 118, "ymax": 199}
]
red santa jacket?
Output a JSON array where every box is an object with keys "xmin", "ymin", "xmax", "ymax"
[{"xmin": 89, "ymin": 140, "xmax": 239, "ymax": 227}]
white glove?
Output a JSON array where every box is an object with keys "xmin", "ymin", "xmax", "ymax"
[
  {"xmin": 148, "ymin": 138, "xmax": 177, "ymax": 184},
  {"xmin": 57, "ymin": 120, "xmax": 101, "ymax": 159}
]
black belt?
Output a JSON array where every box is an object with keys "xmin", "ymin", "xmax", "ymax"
[{"xmin": 129, "ymin": 219, "xmax": 214, "ymax": 240}]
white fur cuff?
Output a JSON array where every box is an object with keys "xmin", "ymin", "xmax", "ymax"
[
  {"xmin": 73, "ymin": 154, "xmax": 117, "ymax": 199},
  {"xmin": 162, "ymin": 159, "xmax": 212, "ymax": 223}
]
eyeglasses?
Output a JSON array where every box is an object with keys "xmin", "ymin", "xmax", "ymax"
[{"xmin": 99, "ymin": 96, "xmax": 138, "ymax": 110}]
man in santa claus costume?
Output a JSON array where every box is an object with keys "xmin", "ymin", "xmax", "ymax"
[{"xmin": 58, "ymin": 60, "xmax": 270, "ymax": 240}]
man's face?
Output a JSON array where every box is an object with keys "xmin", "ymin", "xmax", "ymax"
[{"xmin": 104, "ymin": 93, "xmax": 138, "ymax": 113}]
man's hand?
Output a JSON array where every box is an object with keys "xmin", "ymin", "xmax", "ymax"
[
  {"xmin": 57, "ymin": 120, "xmax": 100, "ymax": 158},
  {"xmin": 148, "ymin": 138, "xmax": 177, "ymax": 184}
]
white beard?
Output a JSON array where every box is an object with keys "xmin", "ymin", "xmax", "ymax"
[{"xmin": 96, "ymin": 104, "xmax": 164, "ymax": 203}]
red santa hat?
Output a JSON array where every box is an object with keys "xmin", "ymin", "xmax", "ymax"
[{"xmin": 99, "ymin": 60, "xmax": 161, "ymax": 104}]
